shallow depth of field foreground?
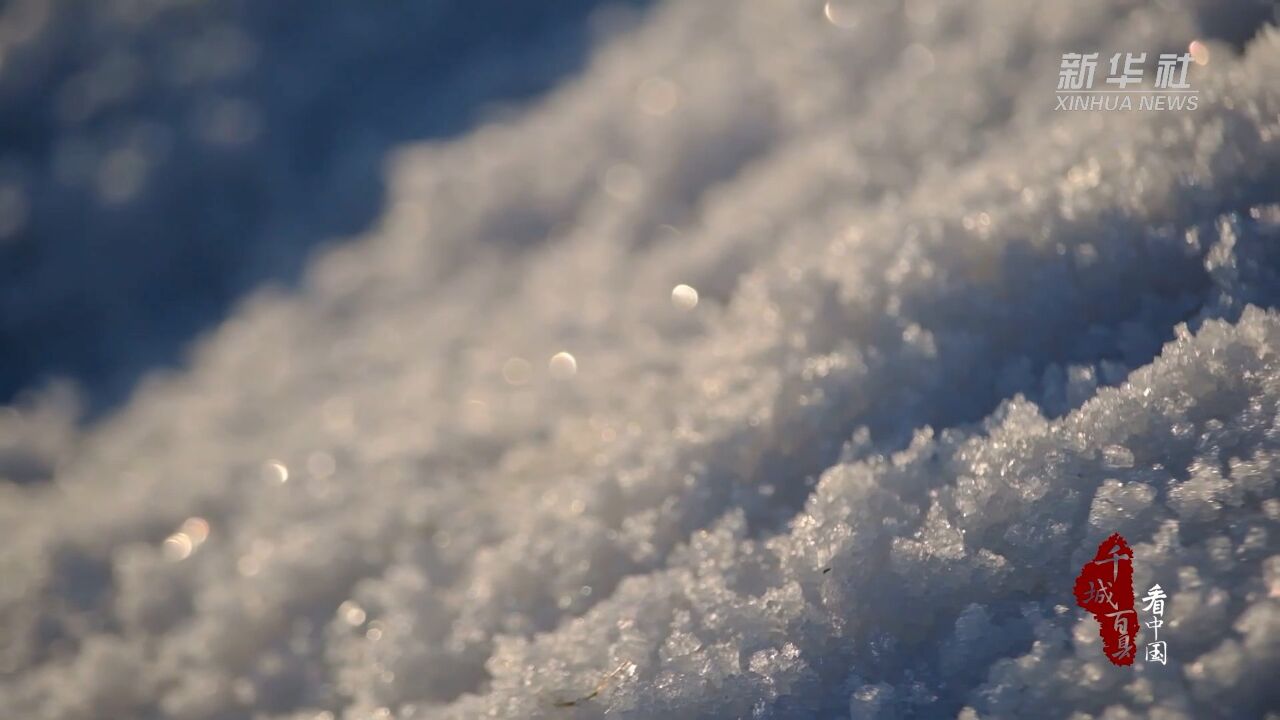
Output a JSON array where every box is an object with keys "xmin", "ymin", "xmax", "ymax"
[{"xmin": 2, "ymin": 1, "xmax": 1280, "ymax": 718}]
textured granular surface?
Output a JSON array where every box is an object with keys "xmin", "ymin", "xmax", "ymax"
[{"xmin": 1, "ymin": 1, "xmax": 1279, "ymax": 718}]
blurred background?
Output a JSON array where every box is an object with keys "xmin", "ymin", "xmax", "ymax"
[{"xmin": 0, "ymin": 0, "xmax": 648, "ymax": 415}]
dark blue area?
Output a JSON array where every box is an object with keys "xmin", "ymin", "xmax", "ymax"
[{"xmin": 0, "ymin": 0, "xmax": 648, "ymax": 415}]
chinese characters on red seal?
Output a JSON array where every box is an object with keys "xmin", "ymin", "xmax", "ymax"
[{"xmin": 1074, "ymin": 533, "xmax": 1137, "ymax": 666}]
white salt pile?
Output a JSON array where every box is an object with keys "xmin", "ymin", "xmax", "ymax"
[{"xmin": 2, "ymin": 0, "xmax": 1280, "ymax": 718}]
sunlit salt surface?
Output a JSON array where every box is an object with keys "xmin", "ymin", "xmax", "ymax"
[{"xmin": 1, "ymin": 2, "xmax": 1280, "ymax": 719}]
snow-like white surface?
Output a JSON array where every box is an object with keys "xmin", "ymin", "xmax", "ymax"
[{"xmin": 3, "ymin": 1, "xmax": 1280, "ymax": 718}]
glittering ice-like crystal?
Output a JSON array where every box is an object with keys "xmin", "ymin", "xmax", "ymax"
[{"xmin": 3, "ymin": 2, "xmax": 1280, "ymax": 719}]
